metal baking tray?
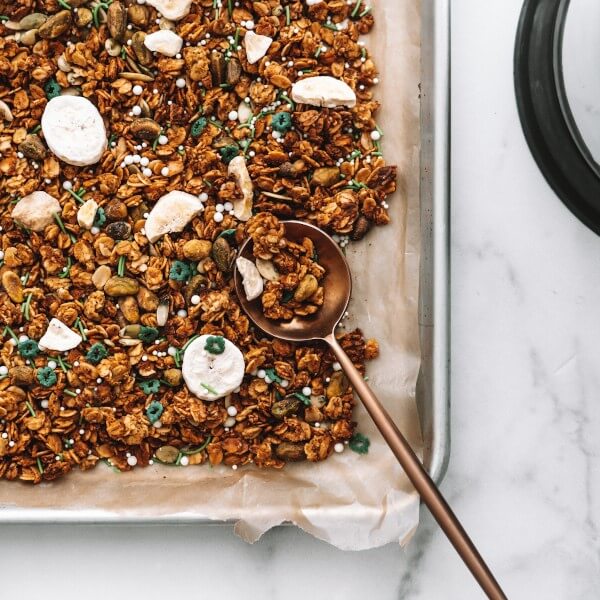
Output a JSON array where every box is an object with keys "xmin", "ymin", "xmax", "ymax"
[
  {"xmin": 418, "ymin": 0, "xmax": 450, "ymax": 485},
  {"xmin": 0, "ymin": 0, "xmax": 450, "ymax": 522}
]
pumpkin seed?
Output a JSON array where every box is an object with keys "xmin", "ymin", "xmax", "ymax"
[
  {"xmin": 155, "ymin": 445, "xmax": 179, "ymax": 463},
  {"xmin": 2, "ymin": 271, "xmax": 24, "ymax": 303},
  {"xmin": 350, "ymin": 215, "xmax": 371, "ymax": 241},
  {"xmin": 119, "ymin": 295, "xmax": 140, "ymax": 323},
  {"xmin": 271, "ymin": 395, "xmax": 301, "ymax": 419},
  {"xmin": 131, "ymin": 31, "xmax": 153, "ymax": 66},
  {"xmin": 129, "ymin": 118, "xmax": 161, "ymax": 140},
  {"xmin": 107, "ymin": 1, "xmax": 127, "ymax": 41},
  {"xmin": 211, "ymin": 236, "xmax": 234, "ymax": 272},
  {"xmin": 104, "ymin": 276, "xmax": 140, "ymax": 297},
  {"xmin": 18, "ymin": 134, "xmax": 46, "ymax": 161},
  {"xmin": 293, "ymin": 274, "xmax": 318, "ymax": 302},
  {"xmin": 19, "ymin": 13, "xmax": 47, "ymax": 30},
  {"xmin": 120, "ymin": 324, "xmax": 141, "ymax": 338},
  {"xmin": 275, "ymin": 442, "xmax": 306, "ymax": 461},
  {"xmin": 38, "ymin": 10, "xmax": 72, "ymax": 40}
]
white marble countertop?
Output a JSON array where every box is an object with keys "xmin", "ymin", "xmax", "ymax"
[{"xmin": 3, "ymin": 1, "xmax": 599, "ymax": 598}]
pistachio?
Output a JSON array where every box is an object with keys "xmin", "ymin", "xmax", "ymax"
[
  {"xmin": 18, "ymin": 13, "xmax": 47, "ymax": 30},
  {"xmin": 107, "ymin": 1, "xmax": 127, "ymax": 41},
  {"xmin": 137, "ymin": 286, "xmax": 159, "ymax": 311},
  {"xmin": 10, "ymin": 366, "xmax": 35, "ymax": 387},
  {"xmin": 105, "ymin": 38, "xmax": 122, "ymax": 57},
  {"xmin": 211, "ymin": 237, "xmax": 235, "ymax": 273},
  {"xmin": 0, "ymin": 100, "xmax": 13, "ymax": 123},
  {"xmin": 184, "ymin": 274, "xmax": 208, "ymax": 305},
  {"xmin": 38, "ymin": 10, "xmax": 72, "ymax": 40},
  {"xmin": 131, "ymin": 31, "xmax": 153, "ymax": 66},
  {"xmin": 2, "ymin": 271, "xmax": 24, "ymax": 303},
  {"xmin": 156, "ymin": 296, "xmax": 169, "ymax": 326},
  {"xmin": 129, "ymin": 117, "xmax": 161, "ymax": 141},
  {"xmin": 255, "ymin": 258, "xmax": 279, "ymax": 282},
  {"xmin": 350, "ymin": 215, "xmax": 371, "ymax": 241},
  {"xmin": 119, "ymin": 295, "xmax": 140, "ymax": 323},
  {"xmin": 182, "ymin": 239, "xmax": 212, "ymax": 261},
  {"xmin": 105, "ymin": 199, "xmax": 128, "ymax": 221},
  {"xmin": 210, "ymin": 51, "xmax": 226, "ymax": 86},
  {"xmin": 120, "ymin": 324, "xmax": 141, "ymax": 338},
  {"xmin": 106, "ymin": 221, "xmax": 132, "ymax": 240},
  {"xmin": 75, "ymin": 7, "xmax": 93, "ymax": 28},
  {"xmin": 311, "ymin": 167, "xmax": 340, "ymax": 187},
  {"xmin": 226, "ymin": 57, "xmax": 242, "ymax": 85},
  {"xmin": 163, "ymin": 368, "xmax": 182, "ymax": 387},
  {"xmin": 19, "ymin": 29, "xmax": 38, "ymax": 46},
  {"xmin": 293, "ymin": 274, "xmax": 319, "ymax": 302},
  {"xmin": 275, "ymin": 442, "xmax": 306, "ymax": 462},
  {"xmin": 326, "ymin": 371, "xmax": 349, "ymax": 399},
  {"xmin": 271, "ymin": 395, "xmax": 302, "ymax": 419},
  {"xmin": 155, "ymin": 445, "xmax": 179, "ymax": 463},
  {"xmin": 104, "ymin": 276, "xmax": 140, "ymax": 297},
  {"xmin": 128, "ymin": 4, "xmax": 150, "ymax": 26},
  {"xmin": 18, "ymin": 134, "xmax": 46, "ymax": 161},
  {"xmin": 278, "ymin": 160, "xmax": 304, "ymax": 178},
  {"xmin": 92, "ymin": 265, "xmax": 112, "ymax": 290}
]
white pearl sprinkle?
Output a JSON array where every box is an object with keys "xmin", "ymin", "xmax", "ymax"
[
  {"xmin": 227, "ymin": 405, "xmax": 238, "ymax": 417},
  {"xmin": 79, "ymin": 429, "xmax": 85, "ymax": 435},
  {"xmin": 180, "ymin": 455, "xmax": 189, "ymax": 466},
  {"xmin": 132, "ymin": 85, "xmax": 143, "ymax": 95},
  {"xmin": 228, "ymin": 110, "xmax": 238, "ymax": 121},
  {"xmin": 142, "ymin": 355, "xmax": 148, "ymax": 361},
  {"xmin": 142, "ymin": 167, "xmax": 153, "ymax": 177},
  {"xmin": 334, "ymin": 442, "xmax": 345, "ymax": 453},
  {"xmin": 370, "ymin": 130, "xmax": 381, "ymax": 141},
  {"xmin": 127, "ymin": 455, "xmax": 138, "ymax": 466},
  {"xmin": 280, "ymin": 379, "xmax": 289, "ymax": 388},
  {"xmin": 215, "ymin": 203, "xmax": 225, "ymax": 213},
  {"xmin": 41, "ymin": 400, "xmax": 49, "ymax": 409},
  {"xmin": 91, "ymin": 226, "xmax": 100, "ymax": 234},
  {"xmin": 223, "ymin": 201, "xmax": 233, "ymax": 211},
  {"xmin": 158, "ymin": 134, "xmax": 168, "ymax": 145},
  {"xmin": 177, "ymin": 309, "xmax": 187, "ymax": 317},
  {"xmin": 213, "ymin": 212, "xmax": 224, "ymax": 223},
  {"xmin": 232, "ymin": 464, "xmax": 238, "ymax": 470},
  {"xmin": 176, "ymin": 78, "xmax": 186, "ymax": 88},
  {"xmin": 191, "ymin": 295, "xmax": 200, "ymax": 305},
  {"xmin": 1, "ymin": 432, "xmax": 7, "ymax": 439},
  {"xmin": 302, "ymin": 386, "xmax": 312, "ymax": 396},
  {"xmin": 257, "ymin": 369, "xmax": 266, "ymax": 379},
  {"xmin": 140, "ymin": 156, "xmax": 150, "ymax": 167},
  {"xmin": 199, "ymin": 192, "xmax": 208, "ymax": 202},
  {"xmin": 62, "ymin": 180, "xmax": 72, "ymax": 190},
  {"xmin": 47, "ymin": 360, "xmax": 57, "ymax": 370},
  {"xmin": 0, "ymin": 366, "xmax": 7, "ymax": 376},
  {"xmin": 161, "ymin": 166, "xmax": 170, "ymax": 177},
  {"xmin": 168, "ymin": 346, "xmax": 177, "ymax": 356}
]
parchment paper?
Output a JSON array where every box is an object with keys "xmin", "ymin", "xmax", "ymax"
[{"xmin": 0, "ymin": 0, "xmax": 422, "ymax": 550}]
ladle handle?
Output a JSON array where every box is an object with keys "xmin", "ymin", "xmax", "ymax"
[{"xmin": 326, "ymin": 334, "xmax": 508, "ymax": 600}]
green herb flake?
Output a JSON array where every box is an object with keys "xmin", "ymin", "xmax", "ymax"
[
  {"xmin": 349, "ymin": 432, "xmax": 370, "ymax": 455},
  {"xmin": 145, "ymin": 400, "xmax": 163, "ymax": 424},
  {"xmin": 25, "ymin": 400, "xmax": 36, "ymax": 417},
  {"xmin": 37, "ymin": 367, "xmax": 57, "ymax": 388},
  {"xmin": 117, "ymin": 255, "xmax": 126, "ymax": 277},
  {"xmin": 36, "ymin": 457, "xmax": 44, "ymax": 474},
  {"xmin": 139, "ymin": 326, "xmax": 159, "ymax": 344},
  {"xmin": 204, "ymin": 335, "xmax": 225, "ymax": 355},
  {"xmin": 139, "ymin": 379, "xmax": 160, "ymax": 394},
  {"xmin": 57, "ymin": 0, "xmax": 72, "ymax": 9},
  {"xmin": 86, "ymin": 342, "xmax": 108, "ymax": 365},
  {"xmin": 53, "ymin": 212, "xmax": 76, "ymax": 243},
  {"xmin": 74, "ymin": 317, "xmax": 87, "ymax": 341},
  {"xmin": 350, "ymin": 0, "xmax": 362, "ymax": 18},
  {"xmin": 181, "ymin": 435, "xmax": 212, "ymax": 455},
  {"xmin": 21, "ymin": 293, "xmax": 33, "ymax": 321},
  {"xmin": 18, "ymin": 339, "xmax": 39, "ymax": 359},
  {"xmin": 200, "ymin": 382, "xmax": 218, "ymax": 395},
  {"xmin": 3, "ymin": 326, "xmax": 19, "ymax": 342},
  {"xmin": 169, "ymin": 260, "xmax": 192, "ymax": 281},
  {"xmin": 264, "ymin": 368, "xmax": 282, "ymax": 384},
  {"xmin": 292, "ymin": 392, "xmax": 311, "ymax": 406},
  {"xmin": 285, "ymin": 5, "xmax": 291, "ymax": 25},
  {"xmin": 58, "ymin": 257, "xmax": 72, "ymax": 279}
]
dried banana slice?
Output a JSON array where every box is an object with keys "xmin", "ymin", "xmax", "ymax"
[
  {"xmin": 291, "ymin": 75, "xmax": 356, "ymax": 108},
  {"xmin": 236, "ymin": 257, "xmax": 263, "ymax": 301},
  {"xmin": 182, "ymin": 335, "xmax": 245, "ymax": 401},
  {"xmin": 144, "ymin": 191, "xmax": 204, "ymax": 242}
]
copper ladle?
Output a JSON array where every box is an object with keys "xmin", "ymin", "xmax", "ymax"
[{"xmin": 234, "ymin": 220, "xmax": 507, "ymax": 600}]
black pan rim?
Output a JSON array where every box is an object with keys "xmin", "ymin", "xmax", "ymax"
[{"xmin": 514, "ymin": 0, "xmax": 600, "ymax": 235}]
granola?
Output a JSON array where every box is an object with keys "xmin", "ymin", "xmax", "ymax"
[{"xmin": 0, "ymin": 0, "xmax": 395, "ymax": 483}]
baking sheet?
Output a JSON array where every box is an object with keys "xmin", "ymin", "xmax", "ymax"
[{"xmin": 0, "ymin": 0, "xmax": 424, "ymax": 550}]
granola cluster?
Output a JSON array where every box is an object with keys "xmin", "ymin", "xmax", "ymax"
[{"xmin": 0, "ymin": 0, "xmax": 393, "ymax": 483}]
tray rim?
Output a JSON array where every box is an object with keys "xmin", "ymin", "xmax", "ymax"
[{"xmin": 0, "ymin": 0, "xmax": 451, "ymax": 523}]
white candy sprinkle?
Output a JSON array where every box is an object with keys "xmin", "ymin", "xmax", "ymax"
[
  {"xmin": 257, "ymin": 369, "xmax": 266, "ymax": 379},
  {"xmin": 0, "ymin": 251, "xmax": 4, "ymax": 260},
  {"xmin": 314, "ymin": 422, "xmax": 320, "ymax": 428},
  {"xmin": 176, "ymin": 78, "xmax": 186, "ymax": 88},
  {"xmin": 18, "ymin": 335, "xmax": 28, "ymax": 342},
  {"xmin": 142, "ymin": 167, "xmax": 153, "ymax": 177},
  {"xmin": 232, "ymin": 464, "xmax": 238, "ymax": 470},
  {"xmin": 302, "ymin": 386, "xmax": 312, "ymax": 396},
  {"xmin": 153, "ymin": 421, "xmax": 162, "ymax": 429},
  {"xmin": 140, "ymin": 157, "xmax": 150, "ymax": 167},
  {"xmin": 1, "ymin": 432, "xmax": 6, "ymax": 439},
  {"xmin": 168, "ymin": 346, "xmax": 177, "ymax": 356},
  {"xmin": 132, "ymin": 85, "xmax": 143, "ymax": 95},
  {"xmin": 228, "ymin": 110, "xmax": 238, "ymax": 121},
  {"xmin": 370, "ymin": 130, "xmax": 381, "ymax": 141},
  {"xmin": 124, "ymin": 155, "xmax": 134, "ymax": 165},
  {"xmin": 280, "ymin": 379, "xmax": 289, "ymax": 388},
  {"xmin": 47, "ymin": 360, "xmax": 57, "ymax": 370},
  {"xmin": 213, "ymin": 212, "xmax": 224, "ymax": 223},
  {"xmin": 127, "ymin": 455, "xmax": 138, "ymax": 466},
  {"xmin": 91, "ymin": 226, "xmax": 100, "ymax": 234},
  {"xmin": 227, "ymin": 405, "xmax": 238, "ymax": 417},
  {"xmin": 177, "ymin": 309, "xmax": 187, "ymax": 317},
  {"xmin": 199, "ymin": 192, "xmax": 208, "ymax": 201},
  {"xmin": 41, "ymin": 400, "xmax": 49, "ymax": 409},
  {"xmin": 142, "ymin": 355, "xmax": 148, "ymax": 361},
  {"xmin": 180, "ymin": 455, "xmax": 190, "ymax": 466},
  {"xmin": 0, "ymin": 366, "xmax": 7, "ymax": 376},
  {"xmin": 158, "ymin": 134, "xmax": 168, "ymax": 145},
  {"xmin": 215, "ymin": 203, "xmax": 225, "ymax": 213},
  {"xmin": 223, "ymin": 201, "xmax": 233, "ymax": 211},
  {"xmin": 79, "ymin": 429, "xmax": 85, "ymax": 435},
  {"xmin": 373, "ymin": 77, "xmax": 379, "ymax": 84},
  {"xmin": 62, "ymin": 181, "xmax": 73, "ymax": 190},
  {"xmin": 334, "ymin": 442, "xmax": 344, "ymax": 453},
  {"xmin": 9, "ymin": 441, "xmax": 15, "ymax": 447},
  {"xmin": 161, "ymin": 166, "xmax": 170, "ymax": 176},
  {"xmin": 191, "ymin": 295, "xmax": 200, "ymax": 305}
]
